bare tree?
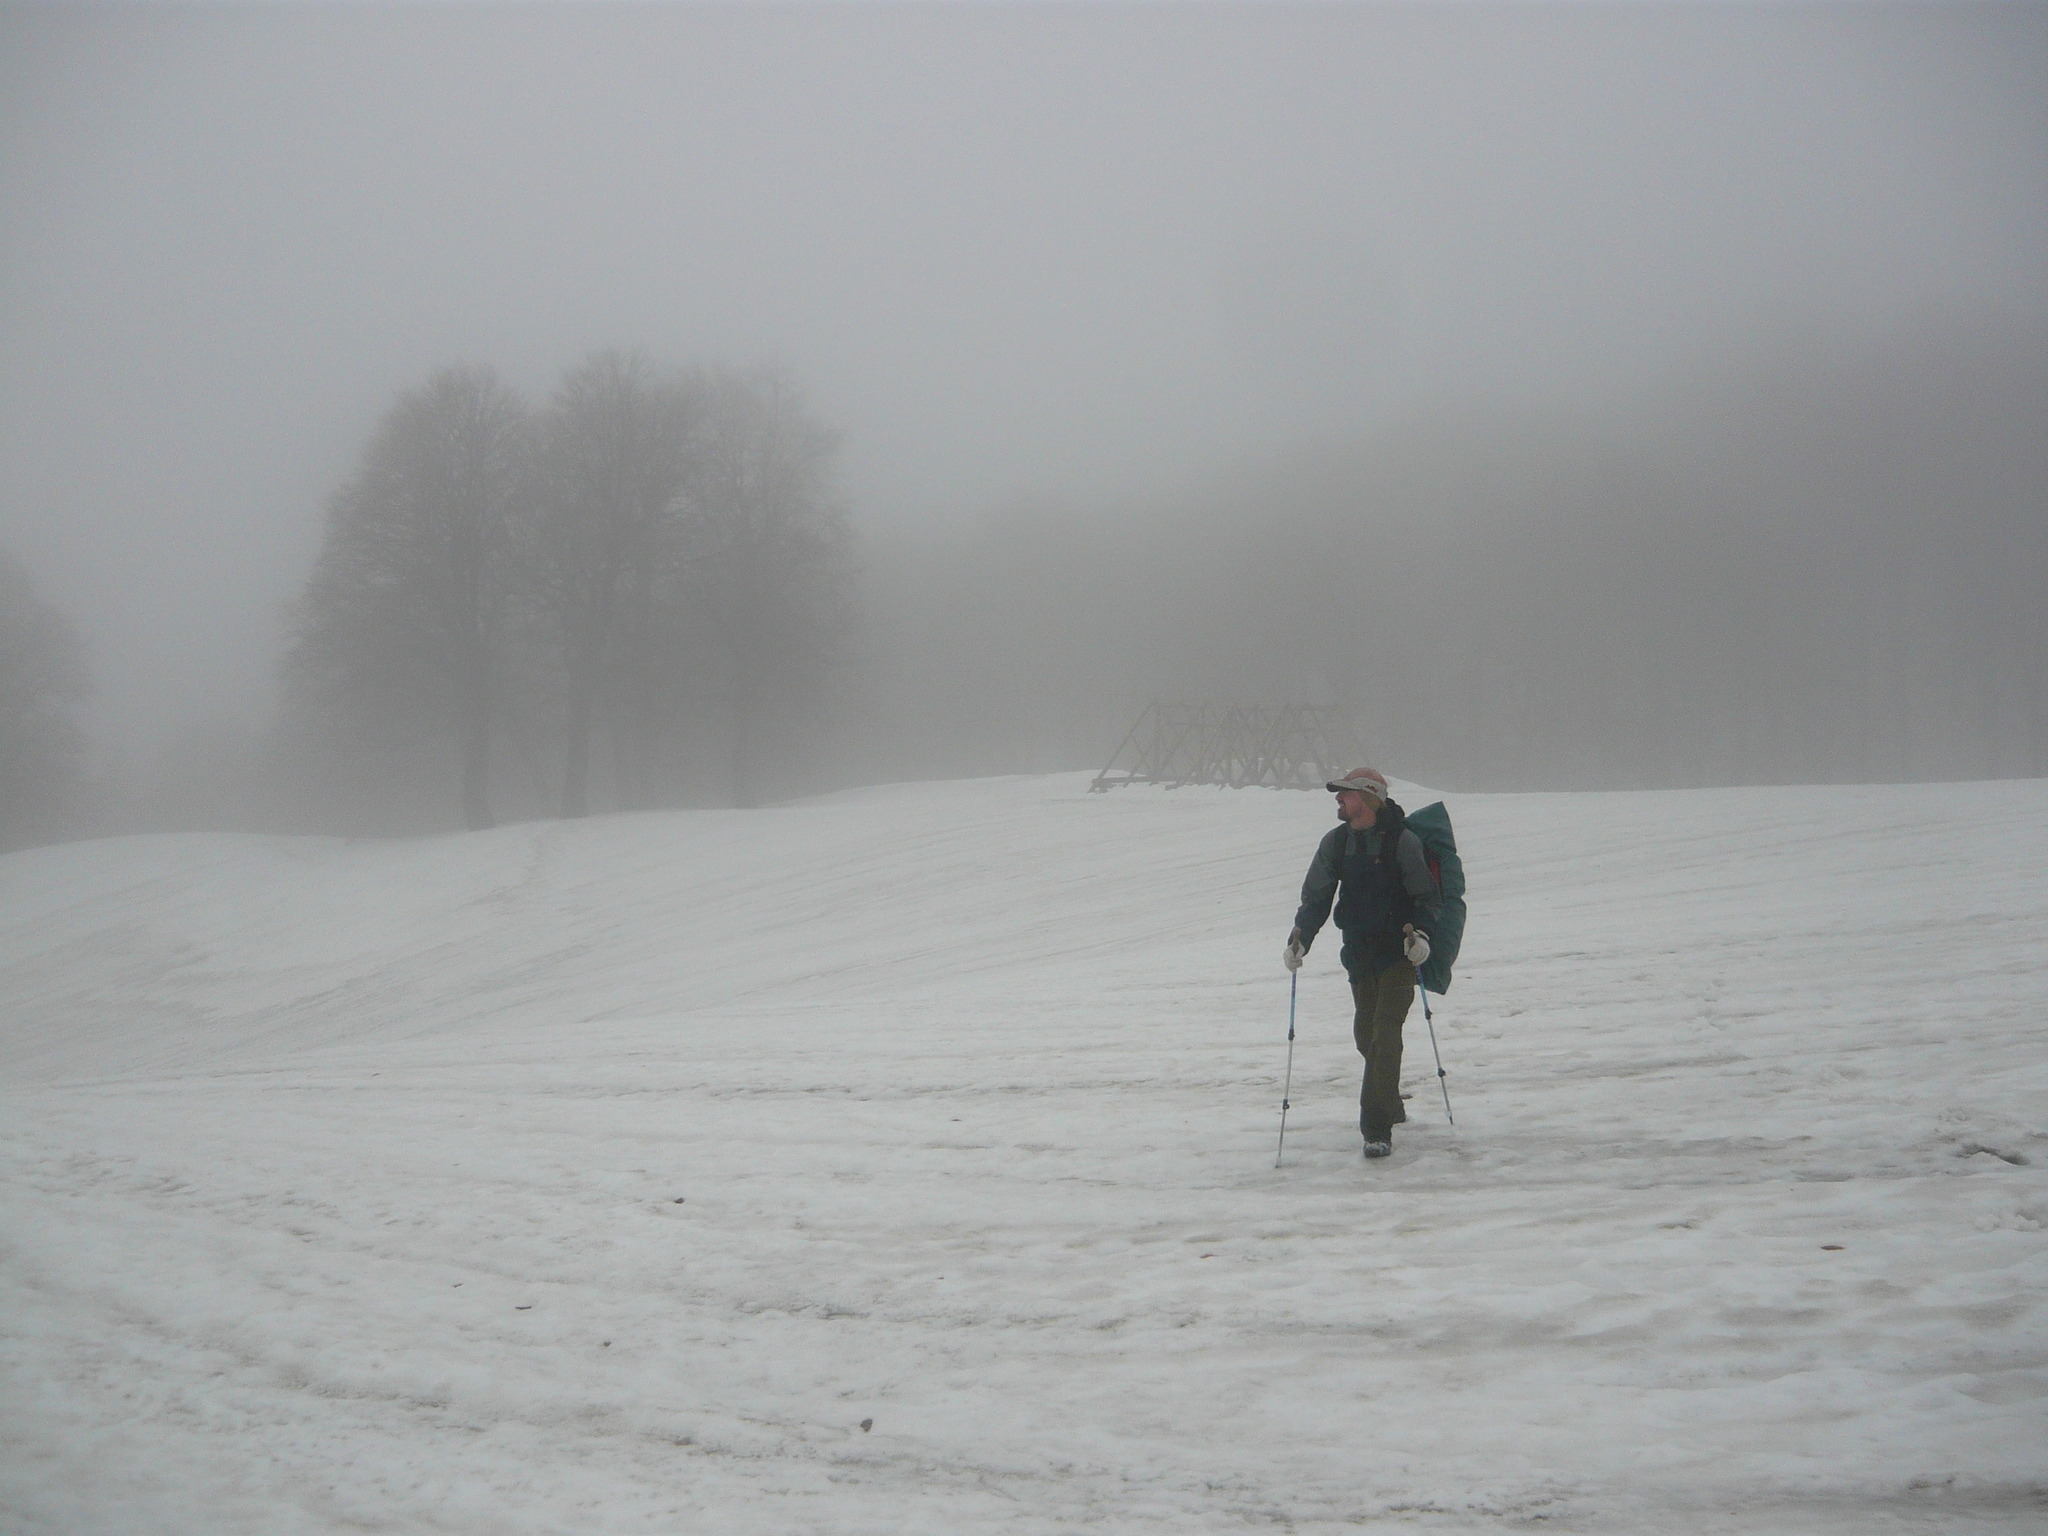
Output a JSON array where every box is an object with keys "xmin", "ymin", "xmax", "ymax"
[
  {"xmin": 0, "ymin": 547, "xmax": 93, "ymax": 852},
  {"xmin": 287, "ymin": 364, "xmax": 528, "ymax": 830},
  {"xmin": 689, "ymin": 369, "xmax": 856, "ymax": 807},
  {"xmin": 525, "ymin": 350, "xmax": 701, "ymax": 817}
]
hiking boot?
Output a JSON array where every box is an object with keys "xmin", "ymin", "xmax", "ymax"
[{"xmin": 1363, "ymin": 1140, "xmax": 1392, "ymax": 1159}]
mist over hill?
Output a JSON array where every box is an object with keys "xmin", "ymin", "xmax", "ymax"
[
  {"xmin": 848, "ymin": 311, "xmax": 2047, "ymax": 793},
  {"xmin": 4, "ymin": 4, "xmax": 2042, "ymax": 841}
]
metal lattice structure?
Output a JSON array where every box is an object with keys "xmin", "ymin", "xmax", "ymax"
[{"xmin": 1089, "ymin": 702, "xmax": 1368, "ymax": 792}]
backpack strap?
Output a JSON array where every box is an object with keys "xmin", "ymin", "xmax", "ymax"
[
  {"xmin": 1373, "ymin": 811, "xmax": 1415, "ymax": 927},
  {"xmin": 1373, "ymin": 808, "xmax": 1406, "ymax": 864}
]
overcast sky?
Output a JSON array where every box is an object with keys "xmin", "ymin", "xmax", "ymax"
[{"xmin": 2, "ymin": 2, "xmax": 2042, "ymax": 752}]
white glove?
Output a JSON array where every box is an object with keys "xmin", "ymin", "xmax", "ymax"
[
  {"xmin": 1403, "ymin": 928, "xmax": 1431, "ymax": 966},
  {"xmin": 1283, "ymin": 932, "xmax": 1305, "ymax": 972}
]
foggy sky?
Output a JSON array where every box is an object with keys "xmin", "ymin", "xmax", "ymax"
[{"xmin": 2, "ymin": 3, "xmax": 2043, "ymax": 756}]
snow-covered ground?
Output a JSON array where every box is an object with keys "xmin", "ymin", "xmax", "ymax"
[{"xmin": 2, "ymin": 772, "xmax": 2044, "ymax": 1534}]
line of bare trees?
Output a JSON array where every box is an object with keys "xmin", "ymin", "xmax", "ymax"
[{"xmin": 284, "ymin": 350, "xmax": 854, "ymax": 831}]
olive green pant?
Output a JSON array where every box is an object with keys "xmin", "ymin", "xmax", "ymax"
[{"xmin": 1351, "ymin": 960, "xmax": 1415, "ymax": 1142}]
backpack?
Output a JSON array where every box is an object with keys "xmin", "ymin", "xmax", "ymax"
[{"xmin": 1404, "ymin": 801, "xmax": 1467, "ymax": 994}]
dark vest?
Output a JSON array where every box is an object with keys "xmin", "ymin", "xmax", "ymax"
[{"xmin": 1334, "ymin": 803, "xmax": 1413, "ymax": 943}]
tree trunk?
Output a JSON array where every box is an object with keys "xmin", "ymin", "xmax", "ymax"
[
  {"xmin": 730, "ymin": 691, "xmax": 756, "ymax": 809},
  {"xmin": 561, "ymin": 685, "xmax": 596, "ymax": 818},
  {"xmin": 457, "ymin": 658, "xmax": 496, "ymax": 831},
  {"xmin": 460, "ymin": 714, "xmax": 494, "ymax": 831}
]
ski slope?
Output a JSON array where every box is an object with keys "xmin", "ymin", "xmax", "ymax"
[{"xmin": 2, "ymin": 772, "xmax": 2044, "ymax": 1534}]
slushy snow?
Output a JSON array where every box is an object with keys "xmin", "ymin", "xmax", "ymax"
[{"xmin": 2, "ymin": 772, "xmax": 2044, "ymax": 1534}]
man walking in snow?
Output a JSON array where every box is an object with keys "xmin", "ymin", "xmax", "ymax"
[{"xmin": 1285, "ymin": 768, "xmax": 1440, "ymax": 1159}]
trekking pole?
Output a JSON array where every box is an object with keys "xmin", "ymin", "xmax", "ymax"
[
  {"xmin": 1274, "ymin": 969, "xmax": 1298, "ymax": 1167},
  {"xmin": 1418, "ymin": 981, "xmax": 1454, "ymax": 1124}
]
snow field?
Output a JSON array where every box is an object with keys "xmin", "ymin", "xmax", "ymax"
[{"xmin": 2, "ymin": 772, "xmax": 2044, "ymax": 1533}]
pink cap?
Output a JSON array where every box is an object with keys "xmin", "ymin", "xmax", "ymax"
[{"xmin": 1325, "ymin": 767, "xmax": 1389, "ymax": 801}]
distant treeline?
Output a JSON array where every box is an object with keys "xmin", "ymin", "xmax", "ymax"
[
  {"xmin": 272, "ymin": 351, "xmax": 856, "ymax": 832},
  {"xmin": 5, "ymin": 313, "xmax": 2042, "ymax": 851},
  {"xmin": 841, "ymin": 311, "xmax": 2047, "ymax": 792}
]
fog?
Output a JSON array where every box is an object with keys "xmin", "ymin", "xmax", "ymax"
[{"xmin": 1, "ymin": 3, "xmax": 2042, "ymax": 838}]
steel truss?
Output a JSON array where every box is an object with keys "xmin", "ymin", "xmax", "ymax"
[{"xmin": 1089, "ymin": 702, "xmax": 1367, "ymax": 792}]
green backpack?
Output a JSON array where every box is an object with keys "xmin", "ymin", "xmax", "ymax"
[{"xmin": 1404, "ymin": 801, "xmax": 1467, "ymax": 994}]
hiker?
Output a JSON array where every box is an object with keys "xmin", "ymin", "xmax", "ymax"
[{"xmin": 1284, "ymin": 767, "xmax": 1440, "ymax": 1158}]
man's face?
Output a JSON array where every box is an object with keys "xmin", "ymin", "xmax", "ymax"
[{"xmin": 1334, "ymin": 789, "xmax": 1378, "ymax": 825}]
